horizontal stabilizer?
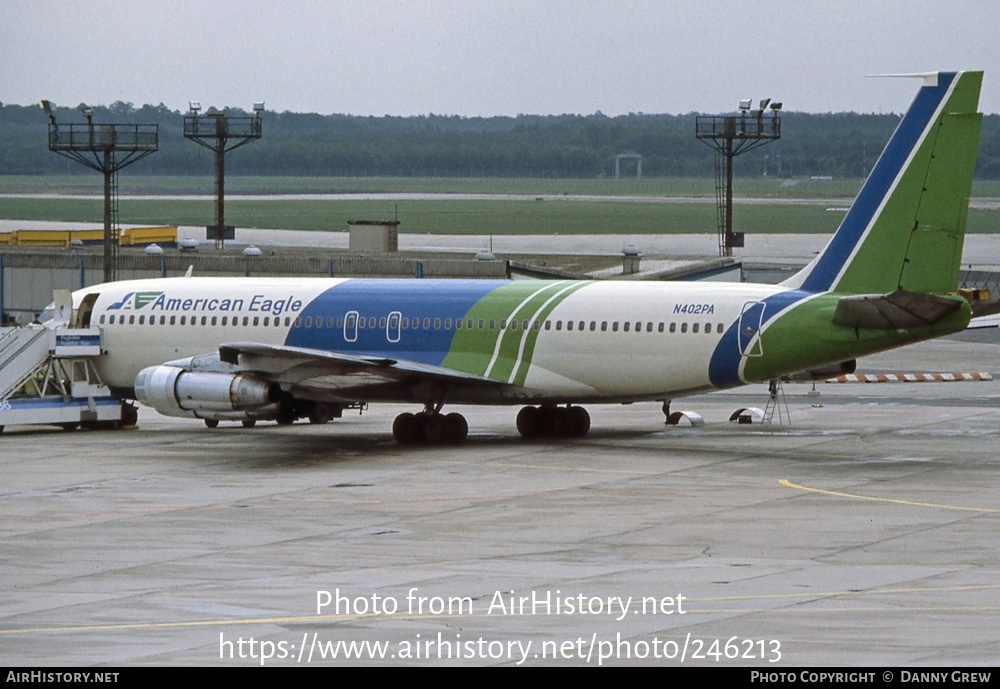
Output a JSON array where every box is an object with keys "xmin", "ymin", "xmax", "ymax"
[{"xmin": 831, "ymin": 290, "xmax": 962, "ymax": 330}]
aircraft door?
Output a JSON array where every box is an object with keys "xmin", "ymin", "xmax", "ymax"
[
  {"xmin": 738, "ymin": 301, "xmax": 766, "ymax": 357},
  {"xmin": 386, "ymin": 311, "xmax": 401, "ymax": 343},
  {"xmin": 75, "ymin": 293, "xmax": 100, "ymax": 328},
  {"xmin": 344, "ymin": 310, "xmax": 359, "ymax": 343}
]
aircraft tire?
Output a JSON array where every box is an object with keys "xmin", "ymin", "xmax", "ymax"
[
  {"xmin": 392, "ymin": 412, "xmax": 419, "ymax": 444},
  {"xmin": 569, "ymin": 406, "xmax": 590, "ymax": 437},
  {"xmin": 241, "ymin": 419, "xmax": 256, "ymax": 428},
  {"xmin": 516, "ymin": 406, "xmax": 540, "ymax": 439},
  {"xmin": 308, "ymin": 402, "xmax": 333, "ymax": 425},
  {"xmin": 444, "ymin": 413, "xmax": 468, "ymax": 444},
  {"xmin": 423, "ymin": 412, "xmax": 449, "ymax": 445},
  {"xmin": 204, "ymin": 419, "xmax": 219, "ymax": 429},
  {"xmin": 120, "ymin": 404, "xmax": 138, "ymax": 427},
  {"xmin": 543, "ymin": 405, "xmax": 569, "ymax": 437}
]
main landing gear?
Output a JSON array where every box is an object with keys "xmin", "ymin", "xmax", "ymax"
[
  {"xmin": 516, "ymin": 404, "xmax": 590, "ymax": 439},
  {"xmin": 392, "ymin": 409, "xmax": 468, "ymax": 445}
]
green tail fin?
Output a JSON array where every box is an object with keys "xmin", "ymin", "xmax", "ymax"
[{"xmin": 785, "ymin": 71, "xmax": 983, "ymax": 295}]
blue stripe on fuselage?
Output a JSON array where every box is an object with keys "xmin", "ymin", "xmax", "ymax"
[
  {"xmin": 284, "ymin": 279, "xmax": 507, "ymax": 364},
  {"xmin": 799, "ymin": 72, "xmax": 955, "ymax": 293},
  {"xmin": 708, "ymin": 289, "xmax": 813, "ymax": 389}
]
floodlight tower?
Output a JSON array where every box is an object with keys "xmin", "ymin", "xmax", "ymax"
[
  {"xmin": 696, "ymin": 98, "xmax": 782, "ymax": 256},
  {"xmin": 183, "ymin": 102, "xmax": 264, "ymax": 249},
  {"xmin": 43, "ymin": 100, "xmax": 159, "ymax": 281}
]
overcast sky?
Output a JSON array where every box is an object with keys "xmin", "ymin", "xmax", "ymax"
[{"xmin": 3, "ymin": 0, "xmax": 998, "ymax": 117}]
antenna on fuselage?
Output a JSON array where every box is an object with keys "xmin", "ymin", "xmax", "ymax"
[{"xmin": 184, "ymin": 265, "xmax": 194, "ymax": 278}]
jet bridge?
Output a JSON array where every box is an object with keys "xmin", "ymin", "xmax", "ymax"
[{"xmin": 0, "ymin": 303, "xmax": 133, "ymax": 433}]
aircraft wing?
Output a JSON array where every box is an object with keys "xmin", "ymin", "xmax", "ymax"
[{"xmin": 207, "ymin": 341, "xmax": 511, "ymax": 399}]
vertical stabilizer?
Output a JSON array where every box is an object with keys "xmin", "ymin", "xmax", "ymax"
[{"xmin": 783, "ymin": 71, "xmax": 983, "ymax": 295}]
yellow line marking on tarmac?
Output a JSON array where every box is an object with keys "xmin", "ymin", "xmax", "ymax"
[{"xmin": 780, "ymin": 479, "xmax": 1000, "ymax": 513}]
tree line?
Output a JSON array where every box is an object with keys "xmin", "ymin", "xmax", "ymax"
[{"xmin": 2, "ymin": 100, "xmax": 998, "ymax": 179}]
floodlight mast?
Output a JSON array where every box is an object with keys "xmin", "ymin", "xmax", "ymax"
[
  {"xmin": 695, "ymin": 97, "xmax": 782, "ymax": 257},
  {"xmin": 42, "ymin": 100, "xmax": 159, "ymax": 281},
  {"xmin": 183, "ymin": 102, "xmax": 264, "ymax": 249}
]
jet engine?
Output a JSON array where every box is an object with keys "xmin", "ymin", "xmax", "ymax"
[{"xmin": 134, "ymin": 366, "xmax": 280, "ymax": 418}]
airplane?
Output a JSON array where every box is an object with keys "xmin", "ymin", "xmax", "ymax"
[{"xmin": 64, "ymin": 70, "xmax": 982, "ymax": 444}]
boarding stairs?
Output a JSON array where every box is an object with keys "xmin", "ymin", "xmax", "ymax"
[{"xmin": 0, "ymin": 321, "xmax": 129, "ymax": 432}]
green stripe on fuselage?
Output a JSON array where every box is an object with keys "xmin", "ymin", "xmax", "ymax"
[{"xmin": 442, "ymin": 280, "xmax": 591, "ymax": 382}]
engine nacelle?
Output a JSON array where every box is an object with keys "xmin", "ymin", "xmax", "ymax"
[{"xmin": 135, "ymin": 366, "xmax": 280, "ymax": 417}]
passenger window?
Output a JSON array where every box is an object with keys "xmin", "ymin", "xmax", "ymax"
[
  {"xmin": 670, "ymin": 322, "xmax": 676, "ymax": 333},
  {"xmin": 601, "ymin": 322, "xmax": 607, "ymax": 331},
  {"xmin": 169, "ymin": 316, "xmax": 176, "ymax": 325},
  {"xmin": 623, "ymin": 322, "xmax": 630, "ymax": 332},
  {"xmin": 213, "ymin": 316, "xmax": 218, "ymax": 326},
  {"xmin": 160, "ymin": 316, "xmax": 166, "ymax": 325},
  {"xmin": 567, "ymin": 321, "xmax": 574, "ymax": 331},
  {"xmin": 139, "ymin": 315, "xmax": 145, "ymax": 325},
  {"xmin": 590, "ymin": 321, "xmax": 596, "ymax": 331},
  {"xmin": 658, "ymin": 323, "xmax": 664, "ymax": 332},
  {"xmin": 251, "ymin": 317, "xmax": 257, "ymax": 326},
  {"xmin": 578, "ymin": 321, "xmax": 584, "ymax": 331},
  {"xmin": 445, "ymin": 318, "xmax": 452, "ymax": 329},
  {"xmin": 423, "ymin": 318, "xmax": 430, "ymax": 329},
  {"xmin": 179, "ymin": 316, "xmax": 185, "ymax": 325},
  {"xmin": 201, "ymin": 316, "xmax": 208, "ymax": 326},
  {"xmin": 717, "ymin": 323, "xmax": 724, "ymax": 334},
  {"xmin": 693, "ymin": 323, "xmax": 699, "ymax": 333},
  {"xmin": 556, "ymin": 321, "xmax": 562, "ymax": 331},
  {"xmin": 705, "ymin": 322, "xmax": 711, "ymax": 333},
  {"xmin": 380, "ymin": 317, "xmax": 387, "ymax": 329},
  {"xmin": 544, "ymin": 321, "xmax": 551, "ymax": 330},
  {"xmin": 681, "ymin": 323, "xmax": 687, "ymax": 333},
  {"xmin": 253, "ymin": 317, "xmax": 259, "ymax": 326},
  {"xmin": 434, "ymin": 318, "xmax": 441, "ymax": 329},
  {"xmin": 612, "ymin": 322, "xmax": 619, "ymax": 332},
  {"xmin": 456, "ymin": 319, "xmax": 462, "ymax": 330},
  {"xmin": 327, "ymin": 317, "xmax": 333, "ymax": 328},
  {"xmin": 479, "ymin": 319, "xmax": 486, "ymax": 330},
  {"xmin": 511, "ymin": 320, "xmax": 518, "ymax": 331},
  {"xmin": 369, "ymin": 317, "xmax": 375, "ymax": 328},
  {"xmin": 467, "ymin": 319, "xmax": 474, "ymax": 330},
  {"xmin": 489, "ymin": 320, "xmax": 496, "ymax": 330}
]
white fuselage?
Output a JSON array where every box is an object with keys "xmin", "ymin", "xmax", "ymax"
[{"xmin": 76, "ymin": 276, "xmax": 787, "ymax": 404}]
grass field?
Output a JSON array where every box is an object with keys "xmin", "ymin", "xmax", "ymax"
[
  {"xmin": 1, "ymin": 175, "xmax": 997, "ymax": 235},
  {"xmin": 1, "ymin": 174, "xmax": 872, "ymax": 198}
]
